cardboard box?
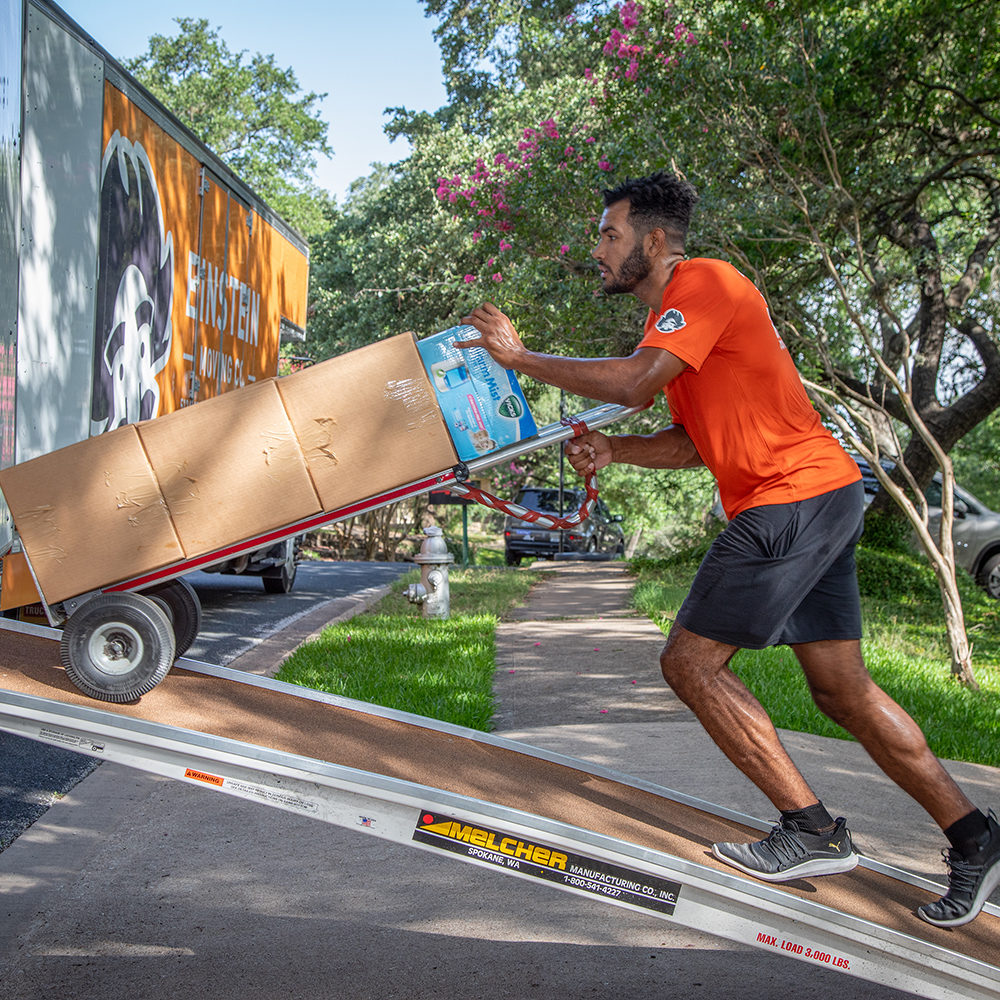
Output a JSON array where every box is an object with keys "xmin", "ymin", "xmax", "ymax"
[
  {"xmin": 0, "ymin": 424, "xmax": 185, "ymax": 603},
  {"xmin": 138, "ymin": 379, "xmax": 322, "ymax": 557},
  {"xmin": 276, "ymin": 332, "xmax": 459, "ymax": 512},
  {"xmin": 416, "ymin": 326, "xmax": 537, "ymax": 462}
]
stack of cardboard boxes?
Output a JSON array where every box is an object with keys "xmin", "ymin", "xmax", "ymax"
[{"xmin": 0, "ymin": 331, "xmax": 536, "ymax": 606}]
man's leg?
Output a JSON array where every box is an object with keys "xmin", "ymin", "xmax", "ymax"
[
  {"xmin": 660, "ymin": 624, "xmax": 858, "ymax": 880},
  {"xmin": 660, "ymin": 624, "xmax": 818, "ymax": 810},
  {"xmin": 793, "ymin": 638, "xmax": 1000, "ymax": 926},
  {"xmin": 791, "ymin": 638, "xmax": 974, "ymax": 829}
]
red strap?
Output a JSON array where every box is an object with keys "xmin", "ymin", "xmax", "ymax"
[
  {"xmin": 560, "ymin": 414, "xmax": 590, "ymax": 437},
  {"xmin": 445, "ymin": 473, "xmax": 599, "ymax": 529}
]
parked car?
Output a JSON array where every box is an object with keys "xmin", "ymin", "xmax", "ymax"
[
  {"xmin": 504, "ymin": 487, "xmax": 625, "ymax": 565},
  {"xmin": 857, "ymin": 458, "xmax": 1000, "ymax": 599}
]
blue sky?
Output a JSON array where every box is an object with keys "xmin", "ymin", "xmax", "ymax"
[{"xmin": 57, "ymin": 0, "xmax": 448, "ymax": 200}]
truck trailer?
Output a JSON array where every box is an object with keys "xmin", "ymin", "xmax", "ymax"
[{"xmin": 0, "ymin": 0, "xmax": 310, "ymax": 611}]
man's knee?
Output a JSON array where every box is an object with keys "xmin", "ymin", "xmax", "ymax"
[{"xmin": 659, "ymin": 626, "xmax": 736, "ymax": 703}]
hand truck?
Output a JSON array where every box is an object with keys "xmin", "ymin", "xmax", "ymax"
[{"xmin": 0, "ymin": 402, "xmax": 644, "ymax": 702}]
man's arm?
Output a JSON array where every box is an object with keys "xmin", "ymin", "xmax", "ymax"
[
  {"xmin": 456, "ymin": 302, "xmax": 685, "ymax": 408},
  {"xmin": 566, "ymin": 426, "xmax": 704, "ymax": 475}
]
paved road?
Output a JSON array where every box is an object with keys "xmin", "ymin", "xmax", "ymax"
[{"xmin": 0, "ymin": 559, "xmax": 412, "ymax": 852}]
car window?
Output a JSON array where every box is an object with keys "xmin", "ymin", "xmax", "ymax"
[{"xmin": 516, "ymin": 489, "xmax": 581, "ymax": 513}]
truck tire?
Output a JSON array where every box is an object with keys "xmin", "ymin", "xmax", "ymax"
[
  {"xmin": 262, "ymin": 539, "xmax": 297, "ymax": 594},
  {"xmin": 140, "ymin": 578, "xmax": 202, "ymax": 658},
  {"xmin": 60, "ymin": 593, "xmax": 176, "ymax": 702}
]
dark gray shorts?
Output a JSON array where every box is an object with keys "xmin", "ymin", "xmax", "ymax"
[{"xmin": 676, "ymin": 480, "xmax": 865, "ymax": 649}]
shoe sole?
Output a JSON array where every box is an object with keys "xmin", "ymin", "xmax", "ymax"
[
  {"xmin": 917, "ymin": 861, "xmax": 1000, "ymax": 928},
  {"xmin": 712, "ymin": 844, "xmax": 860, "ymax": 883}
]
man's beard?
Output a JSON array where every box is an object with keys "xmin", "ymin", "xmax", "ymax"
[{"xmin": 602, "ymin": 242, "xmax": 651, "ymax": 295}]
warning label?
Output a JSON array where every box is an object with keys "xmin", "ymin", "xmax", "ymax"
[
  {"xmin": 413, "ymin": 811, "xmax": 681, "ymax": 916},
  {"xmin": 180, "ymin": 767, "xmax": 320, "ymax": 814},
  {"xmin": 38, "ymin": 728, "xmax": 105, "ymax": 754},
  {"xmin": 184, "ymin": 767, "xmax": 224, "ymax": 787},
  {"xmin": 224, "ymin": 778, "xmax": 319, "ymax": 814}
]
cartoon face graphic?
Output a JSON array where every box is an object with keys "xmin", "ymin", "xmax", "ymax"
[{"xmin": 92, "ymin": 131, "xmax": 173, "ymax": 435}]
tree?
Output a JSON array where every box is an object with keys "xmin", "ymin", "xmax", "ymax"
[
  {"xmin": 416, "ymin": 0, "xmax": 999, "ymax": 678},
  {"xmin": 126, "ymin": 17, "xmax": 333, "ymax": 235}
]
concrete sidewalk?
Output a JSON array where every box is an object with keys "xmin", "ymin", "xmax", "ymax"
[{"xmin": 0, "ymin": 561, "xmax": 996, "ymax": 999}]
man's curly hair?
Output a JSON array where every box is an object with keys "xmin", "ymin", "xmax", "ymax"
[{"xmin": 602, "ymin": 171, "xmax": 699, "ymax": 246}]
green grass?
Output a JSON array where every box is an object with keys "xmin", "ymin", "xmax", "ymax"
[
  {"xmin": 631, "ymin": 548, "xmax": 1000, "ymax": 767},
  {"xmin": 275, "ymin": 567, "xmax": 540, "ymax": 730}
]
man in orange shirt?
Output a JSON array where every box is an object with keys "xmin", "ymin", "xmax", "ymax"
[{"xmin": 457, "ymin": 170, "xmax": 998, "ymax": 926}]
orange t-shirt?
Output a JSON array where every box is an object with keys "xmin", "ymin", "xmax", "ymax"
[{"xmin": 638, "ymin": 258, "xmax": 860, "ymax": 519}]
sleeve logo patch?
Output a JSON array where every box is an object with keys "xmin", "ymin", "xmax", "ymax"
[{"xmin": 654, "ymin": 308, "xmax": 686, "ymax": 333}]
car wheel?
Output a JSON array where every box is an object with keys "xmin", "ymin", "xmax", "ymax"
[
  {"xmin": 60, "ymin": 593, "xmax": 175, "ymax": 702},
  {"xmin": 505, "ymin": 550, "xmax": 523, "ymax": 566},
  {"xmin": 977, "ymin": 553, "xmax": 1000, "ymax": 599}
]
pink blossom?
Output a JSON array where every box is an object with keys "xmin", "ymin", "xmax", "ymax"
[
  {"xmin": 598, "ymin": 157, "xmax": 612, "ymax": 171},
  {"xmin": 463, "ymin": 274, "xmax": 476, "ymax": 283},
  {"xmin": 492, "ymin": 273, "xmax": 503, "ymax": 282},
  {"xmin": 499, "ymin": 239, "xmax": 513, "ymax": 251},
  {"xmin": 619, "ymin": 1, "xmax": 642, "ymax": 31},
  {"xmin": 559, "ymin": 244, "xmax": 569, "ymax": 254}
]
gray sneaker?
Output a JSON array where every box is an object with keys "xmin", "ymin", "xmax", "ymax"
[
  {"xmin": 918, "ymin": 810, "xmax": 1000, "ymax": 928},
  {"xmin": 713, "ymin": 817, "xmax": 858, "ymax": 882}
]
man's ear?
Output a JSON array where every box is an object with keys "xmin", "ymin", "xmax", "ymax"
[{"xmin": 644, "ymin": 226, "xmax": 668, "ymax": 258}]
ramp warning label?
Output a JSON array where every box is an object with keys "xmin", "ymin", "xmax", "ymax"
[{"xmin": 413, "ymin": 811, "xmax": 680, "ymax": 916}]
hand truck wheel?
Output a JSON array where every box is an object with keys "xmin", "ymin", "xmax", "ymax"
[
  {"xmin": 140, "ymin": 578, "xmax": 202, "ymax": 658},
  {"xmin": 60, "ymin": 593, "xmax": 176, "ymax": 702}
]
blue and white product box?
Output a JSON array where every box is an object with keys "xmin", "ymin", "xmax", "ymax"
[{"xmin": 417, "ymin": 325, "xmax": 538, "ymax": 463}]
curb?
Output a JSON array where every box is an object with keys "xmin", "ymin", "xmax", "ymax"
[{"xmin": 224, "ymin": 582, "xmax": 397, "ymax": 678}]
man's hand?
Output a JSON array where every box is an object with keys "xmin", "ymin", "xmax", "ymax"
[
  {"xmin": 565, "ymin": 431, "xmax": 615, "ymax": 476},
  {"xmin": 455, "ymin": 303, "xmax": 527, "ymax": 369}
]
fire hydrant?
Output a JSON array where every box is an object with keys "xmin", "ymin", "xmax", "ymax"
[{"xmin": 404, "ymin": 526, "xmax": 454, "ymax": 619}]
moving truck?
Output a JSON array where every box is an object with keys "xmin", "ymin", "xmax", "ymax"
[{"xmin": 0, "ymin": 0, "xmax": 311, "ymax": 610}]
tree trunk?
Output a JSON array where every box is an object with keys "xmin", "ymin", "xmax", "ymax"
[{"xmin": 934, "ymin": 561, "xmax": 979, "ymax": 688}]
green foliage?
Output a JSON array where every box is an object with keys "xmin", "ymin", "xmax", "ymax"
[
  {"xmin": 860, "ymin": 508, "xmax": 913, "ymax": 552},
  {"xmin": 855, "ymin": 546, "xmax": 942, "ymax": 604},
  {"xmin": 952, "ymin": 411, "xmax": 1000, "ymax": 511},
  {"xmin": 127, "ymin": 17, "xmax": 332, "ymax": 234},
  {"xmin": 629, "ymin": 544, "xmax": 1000, "ymax": 765},
  {"xmin": 275, "ymin": 566, "xmax": 540, "ymax": 729}
]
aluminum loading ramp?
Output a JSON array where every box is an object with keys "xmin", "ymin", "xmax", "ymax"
[{"xmin": 0, "ymin": 622, "xmax": 997, "ymax": 1000}]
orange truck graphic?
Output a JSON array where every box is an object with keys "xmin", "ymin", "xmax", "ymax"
[{"xmin": 0, "ymin": 0, "xmax": 310, "ymax": 611}]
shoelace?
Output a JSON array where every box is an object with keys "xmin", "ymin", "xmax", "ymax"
[
  {"xmin": 760, "ymin": 824, "xmax": 809, "ymax": 864},
  {"xmin": 941, "ymin": 849, "xmax": 981, "ymax": 896}
]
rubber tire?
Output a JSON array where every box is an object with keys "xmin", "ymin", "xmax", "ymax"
[
  {"xmin": 505, "ymin": 550, "xmax": 523, "ymax": 566},
  {"xmin": 263, "ymin": 541, "xmax": 297, "ymax": 594},
  {"xmin": 60, "ymin": 593, "xmax": 176, "ymax": 703},
  {"xmin": 141, "ymin": 578, "xmax": 202, "ymax": 658},
  {"xmin": 977, "ymin": 552, "xmax": 1000, "ymax": 600}
]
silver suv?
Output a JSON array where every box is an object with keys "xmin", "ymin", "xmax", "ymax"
[
  {"xmin": 857, "ymin": 460, "xmax": 1000, "ymax": 599},
  {"xmin": 503, "ymin": 487, "xmax": 625, "ymax": 566}
]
